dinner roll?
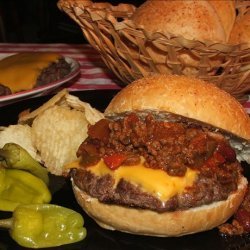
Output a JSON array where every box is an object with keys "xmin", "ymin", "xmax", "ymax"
[
  {"xmin": 208, "ymin": 0, "xmax": 236, "ymax": 41},
  {"xmin": 229, "ymin": 12, "xmax": 250, "ymax": 47},
  {"xmin": 131, "ymin": 0, "xmax": 235, "ymax": 76},
  {"xmin": 132, "ymin": 0, "xmax": 235, "ymax": 43}
]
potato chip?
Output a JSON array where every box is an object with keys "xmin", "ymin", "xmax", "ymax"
[
  {"xmin": 18, "ymin": 89, "xmax": 103, "ymax": 124},
  {"xmin": 65, "ymin": 94, "xmax": 104, "ymax": 125},
  {"xmin": 0, "ymin": 124, "xmax": 40, "ymax": 161},
  {"xmin": 31, "ymin": 106, "xmax": 87, "ymax": 175},
  {"xmin": 18, "ymin": 89, "xmax": 69, "ymax": 124},
  {"xmin": 18, "ymin": 89, "xmax": 104, "ymax": 175}
]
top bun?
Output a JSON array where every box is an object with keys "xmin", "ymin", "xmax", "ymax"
[
  {"xmin": 131, "ymin": 0, "xmax": 235, "ymax": 42},
  {"xmin": 105, "ymin": 75, "xmax": 250, "ymax": 140}
]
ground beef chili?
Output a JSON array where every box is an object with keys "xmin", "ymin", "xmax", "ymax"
[
  {"xmin": 74, "ymin": 111, "xmax": 243, "ymax": 212},
  {"xmin": 219, "ymin": 187, "xmax": 250, "ymax": 235}
]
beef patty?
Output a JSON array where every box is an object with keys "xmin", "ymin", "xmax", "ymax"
[{"xmin": 0, "ymin": 57, "xmax": 71, "ymax": 96}]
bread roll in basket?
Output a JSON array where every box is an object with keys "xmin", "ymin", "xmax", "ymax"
[{"xmin": 58, "ymin": 0, "xmax": 250, "ymax": 102}]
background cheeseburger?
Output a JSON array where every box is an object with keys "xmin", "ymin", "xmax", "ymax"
[{"xmin": 69, "ymin": 75, "xmax": 250, "ymax": 237}]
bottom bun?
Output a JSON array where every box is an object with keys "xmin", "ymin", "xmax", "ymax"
[{"xmin": 72, "ymin": 177, "xmax": 248, "ymax": 237}]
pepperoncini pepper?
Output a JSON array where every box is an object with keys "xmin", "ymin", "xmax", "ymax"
[
  {"xmin": 0, "ymin": 143, "xmax": 49, "ymax": 185},
  {"xmin": 0, "ymin": 204, "xmax": 87, "ymax": 248},
  {"xmin": 0, "ymin": 168, "xmax": 51, "ymax": 211}
]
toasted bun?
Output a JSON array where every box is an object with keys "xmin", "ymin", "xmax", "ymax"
[
  {"xmin": 105, "ymin": 75, "xmax": 250, "ymax": 140},
  {"xmin": 132, "ymin": 0, "xmax": 227, "ymax": 42},
  {"xmin": 72, "ymin": 176, "xmax": 247, "ymax": 237}
]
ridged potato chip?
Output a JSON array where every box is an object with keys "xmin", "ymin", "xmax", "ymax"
[
  {"xmin": 18, "ymin": 89, "xmax": 104, "ymax": 125},
  {"xmin": 19, "ymin": 89, "xmax": 104, "ymax": 176},
  {"xmin": 31, "ymin": 106, "xmax": 88, "ymax": 175}
]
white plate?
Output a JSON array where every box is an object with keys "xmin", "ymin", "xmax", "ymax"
[{"xmin": 0, "ymin": 57, "xmax": 80, "ymax": 106}]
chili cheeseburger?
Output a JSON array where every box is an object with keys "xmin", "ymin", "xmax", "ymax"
[{"xmin": 69, "ymin": 75, "xmax": 250, "ymax": 237}]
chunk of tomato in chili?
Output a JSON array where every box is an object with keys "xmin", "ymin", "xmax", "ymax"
[{"xmin": 103, "ymin": 153, "xmax": 127, "ymax": 170}]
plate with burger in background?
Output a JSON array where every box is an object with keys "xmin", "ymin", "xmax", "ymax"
[{"xmin": 0, "ymin": 52, "xmax": 80, "ymax": 105}]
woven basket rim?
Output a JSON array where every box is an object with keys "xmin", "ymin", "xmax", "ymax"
[
  {"xmin": 58, "ymin": 0, "xmax": 250, "ymax": 51},
  {"xmin": 58, "ymin": 0, "xmax": 250, "ymax": 102}
]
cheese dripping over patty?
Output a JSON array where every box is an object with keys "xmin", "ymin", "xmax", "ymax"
[
  {"xmin": 0, "ymin": 52, "xmax": 61, "ymax": 92},
  {"xmin": 67, "ymin": 157, "xmax": 198, "ymax": 202}
]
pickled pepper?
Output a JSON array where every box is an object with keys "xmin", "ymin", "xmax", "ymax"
[
  {"xmin": 0, "ymin": 204, "xmax": 87, "ymax": 248},
  {"xmin": 0, "ymin": 168, "xmax": 51, "ymax": 211},
  {"xmin": 0, "ymin": 143, "xmax": 49, "ymax": 185}
]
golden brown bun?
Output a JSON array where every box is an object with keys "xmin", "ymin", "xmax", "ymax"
[
  {"xmin": 105, "ymin": 75, "xmax": 250, "ymax": 140},
  {"xmin": 132, "ymin": 0, "xmax": 227, "ymax": 42},
  {"xmin": 131, "ymin": 0, "xmax": 235, "ymax": 76},
  {"xmin": 229, "ymin": 12, "xmax": 250, "ymax": 47},
  {"xmin": 72, "ymin": 176, "xmax": 247, "ymax": 236}
]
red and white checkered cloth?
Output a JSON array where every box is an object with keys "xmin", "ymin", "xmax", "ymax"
[{"xmin": 0, "ymin": 43, "xmax": 249, "ymax": 114}]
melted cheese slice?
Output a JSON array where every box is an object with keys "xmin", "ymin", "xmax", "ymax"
[
  {"xmin": 0, "ymin": 52, "xmax": 61, "ymax": 92},
  {"xmin": 69, "ymin": 158, "xmax": 198, "ymax": 202}
]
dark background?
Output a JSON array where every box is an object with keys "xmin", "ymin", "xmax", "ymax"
[{"xmin": 0, "ymin": 0, "xmax": 143, "ymax": 44}]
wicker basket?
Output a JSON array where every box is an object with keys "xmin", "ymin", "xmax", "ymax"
[{"xmin": 58, "ymin": 0, "xmax": 250, "ymax": 102}]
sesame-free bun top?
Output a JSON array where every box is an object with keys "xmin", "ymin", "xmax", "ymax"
[{"xmin": 105, "ymin": 75, "xmax": 250, "ymax": 140}]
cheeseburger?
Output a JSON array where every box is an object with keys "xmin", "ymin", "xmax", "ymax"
[
  {"xmin": 0, "ymin": 52, "xmax": 71, "ymax": 95},
  {"xmin": 69, "ymin": 75, "xmax": 250, "ymax": 237}
]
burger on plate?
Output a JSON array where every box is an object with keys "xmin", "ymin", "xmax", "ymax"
[
  {"xmin": 69, "ymin": 75, "xmax": 250, "ymax": 237},
  {"xmin": 0, "ymin": 52, "xmax": 71, "ymax": 95}
]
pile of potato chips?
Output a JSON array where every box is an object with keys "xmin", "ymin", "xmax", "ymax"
[{"xmin": 0, "ymin": 89, "xmax": 104, "ymax": 176}]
